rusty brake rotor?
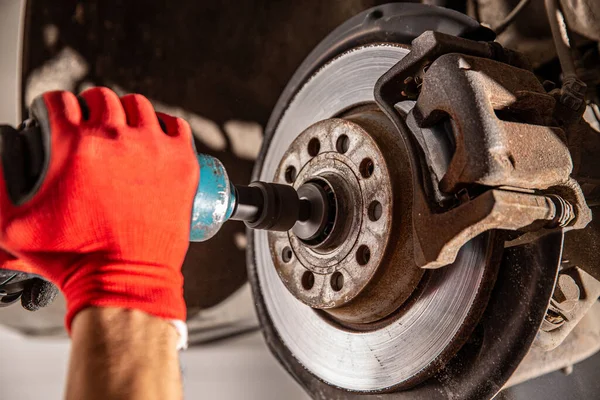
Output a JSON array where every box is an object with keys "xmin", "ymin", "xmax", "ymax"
[{"xmin": 252, "ymin": 43, "xmax": 501, "ymax": 392}]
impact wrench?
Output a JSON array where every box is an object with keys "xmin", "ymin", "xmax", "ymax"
[{"xmin": 9, "ymin": 122, "xmax": 330, "ymax": 242}]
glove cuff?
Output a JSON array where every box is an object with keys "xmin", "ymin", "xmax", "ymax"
[{"xmin": 62, "ymin": 261, "xmax": 186, "ymax": 332}]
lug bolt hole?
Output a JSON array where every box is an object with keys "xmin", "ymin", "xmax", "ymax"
[
  {"xmin": 282, "ymin": 246, "xmax": 293, "ymax": 263},
  {"xmin": 368, "ymin": 201, "xmax": 382, "ymax": 222},
  {"xmin": 331, "ymin": 272, "xmax": 344, "ymax": 291},
  {"xmin": 301, "ymin": 271, "xmax": 315, "ymax": 290},
  {"xmin": 356, "ymin": 245, "xmax": 371, "ymax": 266},
  {"xmin": 285, "ymin": 166, "xmax": 297, "ymax": 183},
  {"xmin": 359, "ymin": 158, "xmax": 374, "ymax": 178},
  {"xmin": 336, "ymin": 135, "xmax": 350, "ymax": 154},
  {"xmin": 308, "ymin": 138, "xmax": 320, "ymax": 157}
]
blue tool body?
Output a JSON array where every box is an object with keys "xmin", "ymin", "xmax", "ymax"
[
  {"xmin": 189, "ymin": 154, "xmax": 237, "ymax": 242},
  {"xmin": 189, "ymin": 154, "xmax": 305, "ymax": 241}
]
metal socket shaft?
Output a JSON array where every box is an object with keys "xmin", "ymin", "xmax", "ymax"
[{"xmin": 231, "ymin": 182, "xmax": 310, "ymax": 231}]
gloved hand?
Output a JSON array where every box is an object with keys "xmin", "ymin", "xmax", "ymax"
[{"xmin": 0, "ymin": 87, "xmax": 199, "ymax": 330}]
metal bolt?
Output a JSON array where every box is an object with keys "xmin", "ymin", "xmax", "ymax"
[
  {"xmin": 542, "ymin": 273, "xmax": 580, "ymax": 331},
  {"xmin": 553, "ymin": 274, "xmax": 580, "ymax": 309},
  {"xmin": 561, "ymin": 365, "xmax": 574, "ymax": 375},
  {"xmin": 559, "ymin": 77, "xmax": 587, "ymax": 111},
  {"xmin": 547, "ymin": 195, "xmax": 575, "ymax": 228}
]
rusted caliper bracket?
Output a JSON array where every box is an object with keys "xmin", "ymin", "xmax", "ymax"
[{"xmin": 375, "ymin": 31, "xmax": 591, "ymax": 269}]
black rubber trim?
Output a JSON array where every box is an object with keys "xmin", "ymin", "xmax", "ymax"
[
  {"xmin": 17, "ymin": 96, "xmax": 52, "ymax": 206},
  {"xmin": 0, "ymin": 124, "xmax": 28, "ymax": 204}
]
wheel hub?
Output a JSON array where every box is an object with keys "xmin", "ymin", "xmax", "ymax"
[{"xmin": 268, "ymin": 114, "xmax": 422, "ymax": 321}]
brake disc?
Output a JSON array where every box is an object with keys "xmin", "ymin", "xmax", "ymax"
[{"xmin": 251, "ymin": 43, "xmax": 500, "ymax": 392}]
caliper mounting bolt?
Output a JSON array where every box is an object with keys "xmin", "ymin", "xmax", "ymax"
[{"xmin": 547, "ymin": 195, "xmax": 575, "ymax": 228}]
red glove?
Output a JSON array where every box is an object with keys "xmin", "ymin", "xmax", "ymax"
[{"xmin": 0, "ymin": 87, "xmax": 199, "ymax": 330}]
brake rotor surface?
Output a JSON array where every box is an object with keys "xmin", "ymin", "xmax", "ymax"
[{"xmin": 254, "ymin": 44, "xmax": 497, "ymax": 392}]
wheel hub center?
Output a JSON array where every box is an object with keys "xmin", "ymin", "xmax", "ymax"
[
  {"xmin": 267, "ymin": 110, "xmax": 424, "ymax": 324},
  {"xmin": 293, "ymin": 179, "xmax": 337, "ymax": 246}
]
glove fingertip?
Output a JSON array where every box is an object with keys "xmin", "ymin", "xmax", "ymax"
[
  {"xmin": 32, "ymin": 91, "xmax": 82, "ymax": 127},
  {"xmin": 21, "ymin": 278, "xmax": 59, "ymax": 311}
]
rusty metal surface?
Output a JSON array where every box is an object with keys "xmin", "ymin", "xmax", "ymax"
[
  {"xmin": 542, "ymin": 273, "xmax": 581, "ymax": 332},
  {"xmin": 248, "ymin": 4, "xmax": 596, "ymax": 398},
  {"xmin": 252, "ymin": 43, "xmax": 501, "ymax": 392},
  {"xmin": 505, "ymin": 301, "xmax": 600, "ymax": 388},
  {"xmin": 536, "ymin": 266, "xmax": 600, "ymax": 351},
  {"xmin": 374, "ymin": 30, "xmax": 529, "ymax": 107},
  {"xmin": 413, "ymin": 188, "xmax": 563, "ymax": 269},
  {"xmin": 562, "ymin": 207, "xmax": 600, "ymax": 282},
  {"xmin": 414, "ymin": 53, "xmax": 569, "ymax": 192},
  {"xmin": 251, "ymin": 205, "xmax": 559, "ymax": 399},
  {"xmin": 259, "ymin": 4, "xmax": 495, "ymax": 172},
  {"xmin": 563, "ymin": 114, "xmax": 600, "ymax": 197},
  {"xmin": 268, "ymin": 113, "xmax": 424, "ymax": 324},
  {"xmin": 375, "ymin": 31, "xmax": 591, "ymax": 270}
]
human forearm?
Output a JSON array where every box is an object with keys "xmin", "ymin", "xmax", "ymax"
[{"xmin": 67, "ymin": 307, "xmax": 182, "ymax": 400}]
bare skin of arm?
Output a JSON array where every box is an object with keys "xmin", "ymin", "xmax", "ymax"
[{"xmin": 66, "ymin": 308, "xmax": 182, "ymax": 400}]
